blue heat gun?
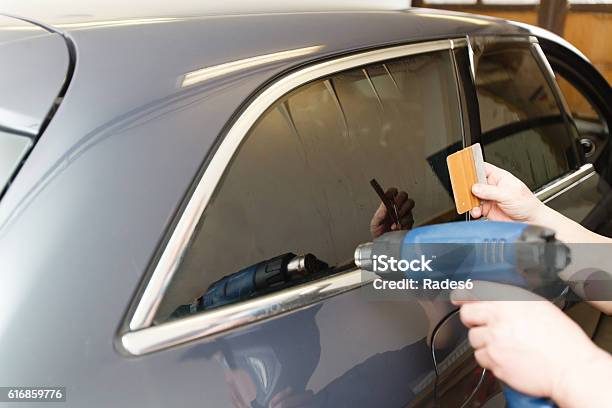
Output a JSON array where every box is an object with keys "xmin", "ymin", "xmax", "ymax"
[
  {"xmin": 354, "ymin": 220, "xmax": 570, "ymax": 408},
  {"xmin": 171, "ymin": 252, "xmax": 330, "ymax": 318}
]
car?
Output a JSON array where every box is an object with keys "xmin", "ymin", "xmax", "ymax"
[{"xmin": 1, "ymin": 3, "xmax": 610, "ymax": 407}]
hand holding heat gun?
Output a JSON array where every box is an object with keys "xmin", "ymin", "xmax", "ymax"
[{"xmin": 354, "ymin": 220, "xmax": 570, "ymax": 408}]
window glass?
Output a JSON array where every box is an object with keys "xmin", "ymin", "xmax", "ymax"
[
  {"xmin": 475, "ymin": 43, "xmax": 579, "ymax": 190},
  {"xmin": 0, "ymin": 132, "xmax": 32, "ymax": 196},
  {"xmin": 552, "ymin": 69, "xmax": 609, "ymax": 164},
  {"xmin": 156, "ymin": 51, "xmax": 464, "ymax": 322},
  {"xmin": 555, "ymin": 73, "xmax": 601, "ymax": 122}
]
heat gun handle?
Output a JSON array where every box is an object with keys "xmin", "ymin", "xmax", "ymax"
[{"xmin": 503, "ymin": 386, "xmax": 557, "ymax": 408}]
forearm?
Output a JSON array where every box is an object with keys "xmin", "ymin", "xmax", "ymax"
[
  {"xmin": 553, "ymin": 346, "xmax": 612, "ymax": 408},
  {"xmin": 588, "ymin": 301, "xmax": 612, "ymax": 315},
  {"xmin": 531, "ymin": 204, "xmax": 612, "ymax": 244},
  {"xmin": 531, "ymin": 205, "xmax": 612, "ymax": 314}
]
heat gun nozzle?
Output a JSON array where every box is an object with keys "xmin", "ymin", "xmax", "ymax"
[{"xmin": 354, "ymin": 242, "xmax": 373, "ymax": 270}]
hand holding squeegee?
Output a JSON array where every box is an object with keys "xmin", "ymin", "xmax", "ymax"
[{"xmin": 446, "ymin": 142, "xmax": 487, "ymax": 214}]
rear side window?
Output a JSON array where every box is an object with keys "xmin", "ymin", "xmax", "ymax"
[
  {"xmin": 475, "ymin": 42, "xmax": 580, "ymax": 190},
  {"xmin": 0, "ymin": 132, "xmax": 32, "ymax": 195},
  {"xmin": 155, "ymin": 50, "xmax": 464, "ymax": 322},
  {"xmin": 0, "ymin": 17, "xmax": 71, "ymax": 199}
]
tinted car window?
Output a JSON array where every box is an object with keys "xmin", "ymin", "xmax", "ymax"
[
  {"xmin": 555, "ymin": 72, "xmax": 602, "ymax": 122},
  {"xmin": 475, "ymin": 42, "xmax": 580, "ymax": 190},
  {"xmin": 156, "ymin": 51, "xmax": 464, "ymax": 321},
  {"xmin": 0, "ymin": 132, "xmax": 32, "ymax": 196},
  {"xmin": 553, "ymin": 70, "xmax": 610, "ymax": 162}
]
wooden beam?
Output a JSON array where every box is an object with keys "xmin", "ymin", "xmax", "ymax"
[
  {"xmin": 537, "ymin": 0, "xmax": 569, "ymax": 35},
  {"xmin": 417, "ymin": 4, "xmax": 537, "ymax": 12}
]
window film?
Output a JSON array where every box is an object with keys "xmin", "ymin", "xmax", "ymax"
[
  {"xmin": 552, "ymin": 69, "xmax": 609, "ymax": 167},
  {"xmin": 555, "ymin": 73, "xmax": 601, "ymax": 122},
  {"xmin": 475, "ymin": 42, "xmax": 579, "ymax": 190},
  {"xmin": 156, "ymin": 51, "xmax": 464, "ymax": 322},
  {"xmin": 0, "ymin": 132, "xmax": 32, "ymax": 196}
]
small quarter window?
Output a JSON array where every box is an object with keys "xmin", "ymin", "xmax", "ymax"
[
  {"xmin": 0, "ymin": 132, "xmax": 32, "ymax": 196},
  {"xmin": 555, "ymin": 73, "xmax": 601, "ymax": 122}
]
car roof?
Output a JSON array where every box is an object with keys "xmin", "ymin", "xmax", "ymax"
[
  {"xmin": 9, "ymin": 0, "xmax": 587, "ymax": 70},
  {"xmin": 1, "ymin": 0, "xmax": 527, "ymax": 35},
  {"xmin": 3, "ymin": 0, "xmax": 581, "ymax": 75},
  {"xmin": 0, "ymin": 1, "xmax": 512, "ymax": 28},
  {"xmin": 4, "ymin": 1, "xmax": 410, "ymax": 24},
  {"xmin": 0, "ymin": 3, "xmax": 578, "ymax": 235}
]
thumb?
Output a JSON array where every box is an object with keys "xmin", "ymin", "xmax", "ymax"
[
  {"xmin": 472, "ymin": 183, "xmax": 506, "ymax": 202},
  {"xmin": 371, "ymin": 202, "xmax": 387, "ymax": 223}
]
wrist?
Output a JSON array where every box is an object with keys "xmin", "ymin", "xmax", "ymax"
[
  {"xmin": 527, "ymin": 199, "xmax": 552, "ymax": 226},
  {"xmin": 552, "ymin": 345, "xmax": 611, "ymax": 408},
  {"xmin": 528, "ymin": 203, "xmax": 606, "ymax": 243}
]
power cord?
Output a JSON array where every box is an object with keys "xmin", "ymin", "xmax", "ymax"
[{"xmin": 431, "ymin": 307, "xmax": 486, "ymax": 408}]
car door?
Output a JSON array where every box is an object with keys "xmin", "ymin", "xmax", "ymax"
[
  {"xmin": 465, "ymin": 34, "xmax": 612, "ymax": 407},
  {"xmin": 542, "ymin": 40, "xmax": 612, "ymax": 236},
  {"xmin": 419, "ymin": 36, "xmax": 587, "ymax": 408},
  {"xmin": 472, "ymin": 36, "xmax": 611, "ymax": 228},
  {"xmin": 121, "ymin": 39, "xmax": 491, "ymax": 407},
  {"xmin": 542, "ymin": 39, "xmax": 612, "ymax": 352}
]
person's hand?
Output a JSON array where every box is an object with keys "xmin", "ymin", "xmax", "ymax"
[
  {"xmin": 451, "ymin": 282, "xmax": 605, "ymax": 404},
  {"xmin": 223, "ymin": 368, "xmax": 257, "ymax": 408},
  {"xmin": 269, "ymin": 387, "xmax": 316, "ymax": 408},
  {"xmin": 470, "ymin": 162, "xmax": 545, "ymax": 223},
  {"xmin": 370, "ymin": 188, "xmax": 415, "ymax": 238},
  {"xmin": 214, "ymin": 352, "xmax": 257, "ymax": 408}
]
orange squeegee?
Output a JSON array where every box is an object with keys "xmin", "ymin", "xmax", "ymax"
[{"xmin": 447, "ymin": 143, "xmax": 486, "ymax": 214}]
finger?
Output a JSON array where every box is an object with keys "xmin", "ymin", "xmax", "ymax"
[
  {"xmin": 483, "ymin": 162, "xmax": 504, "ymax": 177},
  {"xmin": 484, "ymin": 162, "xmax": 515, "ymax": 184},
  {"xmin": 459, "ymin": 303, "xmax": 492, "ymax": 328},
  {"xmin": 472, "ymin": 281, "xmax": 545, "ymax": 301},
  {"xmin": 384, "ymin": 188, "xmax": 398, "ymax": 200},
  {"xmin": 275, "ymin": 390, "xmax": 315, "ymax": 408},
  {"xmin": 228, "ymin": 381, "xmax": 247, "ymax": 408},
  {"xmin": 270, "ymin": 387, "xmax": 293, "ymax": 408},
  {"xmin": 450, "ymin": 287, "xmax": 478, "ymax": 304},
  {"xmin": 398, "ymin": 198, "xmax": 415, "ymax": 216},
  {"xmin": 399, "ymin": 214, "xmax": 414, "ymax": 229},
  {"xmin": 468, "ymin": 327, "xmax": 490, "ymax": 349},
  {"xmin": 481, "ymin": 200, "xmax": 493, "ymax": 216},
  {"xmin": 470, "ymin": 206, "xmax": 483, "ymax": 218},
  {"xmin": 371, "ymin": 202, "xmax": 387, "ymax": 225},
  {"xmin": 472, "ymin": 183, "xmax": 507, "ymax": 202},
  {"xmin": 474, "ymin": 348, "xmax": 495, "ymax": 370},
  {"xmin": 395, "ymin": 191, "xmax": 408, "ymax": 207}
]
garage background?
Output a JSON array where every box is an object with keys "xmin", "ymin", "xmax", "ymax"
[{"xmin": 415, "ymin": 1, "xmax": 611, "ymax": 115}]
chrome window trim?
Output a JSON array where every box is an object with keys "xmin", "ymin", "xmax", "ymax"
[
  {"xmin": 121, "ymin": 164, "xmax": 596, "ymax": 356},
  {"xmin": 122, "ymin": 34, "xmax": 594, "ymax": 356},
  {"xmin": 535, "ymin": 163, "xmax": 594, "ymax": 203},
  {"xmin": 122, "ymin": 161, "xmax": 594, "ymax": 355},
  {"xmin": 121, "ymin": 38, "xmax": 468, "ymax": 354},
  {"xmin": 122, "ymin": 269, "xmax": 377, "ymax": 355}
]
